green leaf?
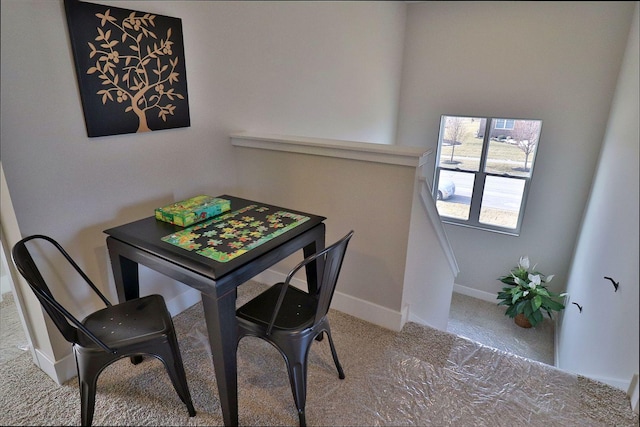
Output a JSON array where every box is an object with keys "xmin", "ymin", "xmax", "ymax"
[
  {"xmin": 531, "ymin": 310, "xmax": 544, "ymax": 326},
  {"xmin": 536, "ymin": 287, "xmax": 551, "ymax": 297},
  {"xmin": 514, "ymin": 300, "xmax": 528, "ymax": 315},
  {"xmin": 499, "ymin": 276, "xmax": 516, "ymax": 285},
  {"xmin": 511, "ymin": 288, "xmax": 525, "ymax": 304},
  {"xmin": 544, "ymin": 299, "xmax": 565, "ymax": 311},
  {"xmin": 532, "ymin": 295, "xmax": 543, "ymax": 310}
]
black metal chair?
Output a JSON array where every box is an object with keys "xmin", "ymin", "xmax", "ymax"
[
  {"xmin": 11, "ymin": 235, "xmax": 196, "ymax": 426},
  {"xmin": 236, "ymin": 230, "xmax": 354, "ymax": 426}
]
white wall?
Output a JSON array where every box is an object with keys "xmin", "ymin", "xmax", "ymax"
[
  {"xmin": 557, "ymin": 3, "xmax": 639, "ymax": 392},
  {"xmin": 0, "ymin": 0, "xmax": 406, "ymax": 375},
  {"xmin": 396, "ymin": 1, "xmax": 636, "ymax": 299}
]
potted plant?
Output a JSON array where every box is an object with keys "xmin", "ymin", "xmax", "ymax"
[{"xmin": 497, "ymin": 256, "xmax": 566, "ymax": 328}]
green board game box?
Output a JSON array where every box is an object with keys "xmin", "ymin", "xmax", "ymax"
[{"xmin": 155, "ymin": 195, "xmax": 231, "ymax": 227}]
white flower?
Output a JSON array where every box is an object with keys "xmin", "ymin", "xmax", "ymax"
[
  {"xmin": 545, "ymin": 274, "xmax": 554, "ymax": 283},
  {"xmin": 528, "ymin": 273, "xmax": 541, "ymax": 288},
  {"xmin": 519, "ymin": 256, "xmax": 530, "ymax": 270}
]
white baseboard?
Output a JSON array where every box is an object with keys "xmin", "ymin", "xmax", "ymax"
[
  {"xmin": 33, "ymin": 347, "xmax": 75, "ymax": 386},
  {"xmin": 452, "ymin": 283, "xmax": 498, "ymax": 303},
  {"xmin": 331, "ymin": 291, "xmax": 406, "ymax": 332},
  {"xmin": 251, "ymin": 269, "xmax": 405, "ymax": 332}
]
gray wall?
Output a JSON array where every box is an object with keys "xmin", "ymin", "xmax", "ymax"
[{"xmin": 397, "ymin": 1, "xmax": 636, "ymax": 299}]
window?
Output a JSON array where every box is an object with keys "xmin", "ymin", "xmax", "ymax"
[
  {"xmin": 433, "ymin": 115, "xmax": 542, "ymax": 235},
  {"xmin": 494, "ymin": 119, "xmax": 515, "ymax": 130}
]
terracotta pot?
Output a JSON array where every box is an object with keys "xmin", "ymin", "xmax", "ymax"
[{"xmin": 514, "ymin": 313, "xmax": 532, "ymax": 328}]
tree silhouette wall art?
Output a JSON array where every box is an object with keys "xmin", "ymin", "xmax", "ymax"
[{"xmin": 64, "ymin": 0, "xmax": 190, "ymax": 137}]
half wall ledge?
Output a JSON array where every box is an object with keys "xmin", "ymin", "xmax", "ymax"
[{"xmin": 230, "ymin": 132, "xmax": 430, "ymax": 167}]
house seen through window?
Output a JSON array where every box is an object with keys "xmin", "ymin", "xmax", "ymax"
[{"xmin": 433, "ymin": 115, "xmax": 542, "ymax": 236}]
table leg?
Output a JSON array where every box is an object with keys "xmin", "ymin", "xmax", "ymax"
[
  {"xmin": 302, "ymin": 223, "xmax": 326, "ymax": 294},
  {"xmin": 106, "ymin": 237, "xmax": 143, "ymax": 364},
  {"xmin": 107, "ymin": 239, "xmax": 140, "ymax": 302},
  {"xmin": 201, "ymin": 291, "xmax": 239, "ymax": 426}
]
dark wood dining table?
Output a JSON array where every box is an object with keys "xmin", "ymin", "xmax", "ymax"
[{"xmin": 104, "ymin": 195, "xmax": 326, "ymax": 426}]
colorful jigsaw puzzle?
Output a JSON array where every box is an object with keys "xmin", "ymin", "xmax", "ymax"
[{"xmin": 161, "ymin": 204, "xmax": 310, "ymax": 262}]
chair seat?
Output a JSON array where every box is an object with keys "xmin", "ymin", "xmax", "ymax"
[
  {"xmin": 237, "ymin": 283, "xmax": 316, "ymax": 331},
  {"xmin": 79, "ymin": 294, "xmax": 172, "ymax": 349}
]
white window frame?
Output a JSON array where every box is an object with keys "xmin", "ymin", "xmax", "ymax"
[
  {"xmin": 494, "ymin": 118, "xmax": 515, "ymax": 130},
  {"xmin": 433, "ymin": 115, "xmax": 541, "ymax": 236}
]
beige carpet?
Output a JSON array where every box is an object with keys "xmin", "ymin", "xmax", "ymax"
[{"xmin": 0, "ymin": 281, "xmax": 638, "ymax": 426}]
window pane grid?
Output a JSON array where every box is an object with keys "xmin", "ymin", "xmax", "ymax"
[{"xmin": 433, "ymin": 115, "xmax": 541, "ymax": 236}]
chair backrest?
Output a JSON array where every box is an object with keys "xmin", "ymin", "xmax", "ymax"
[
  {"xmin": 313, "ymin": 230, "xmax": 353, "ymax": 324},
  {"xmin": 268, "ymin": 230, "xmax": 354, "ymax": 334},
  {"xmin": 11, "ymin": 235, "xmax": 115, "ymax": 352}
]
